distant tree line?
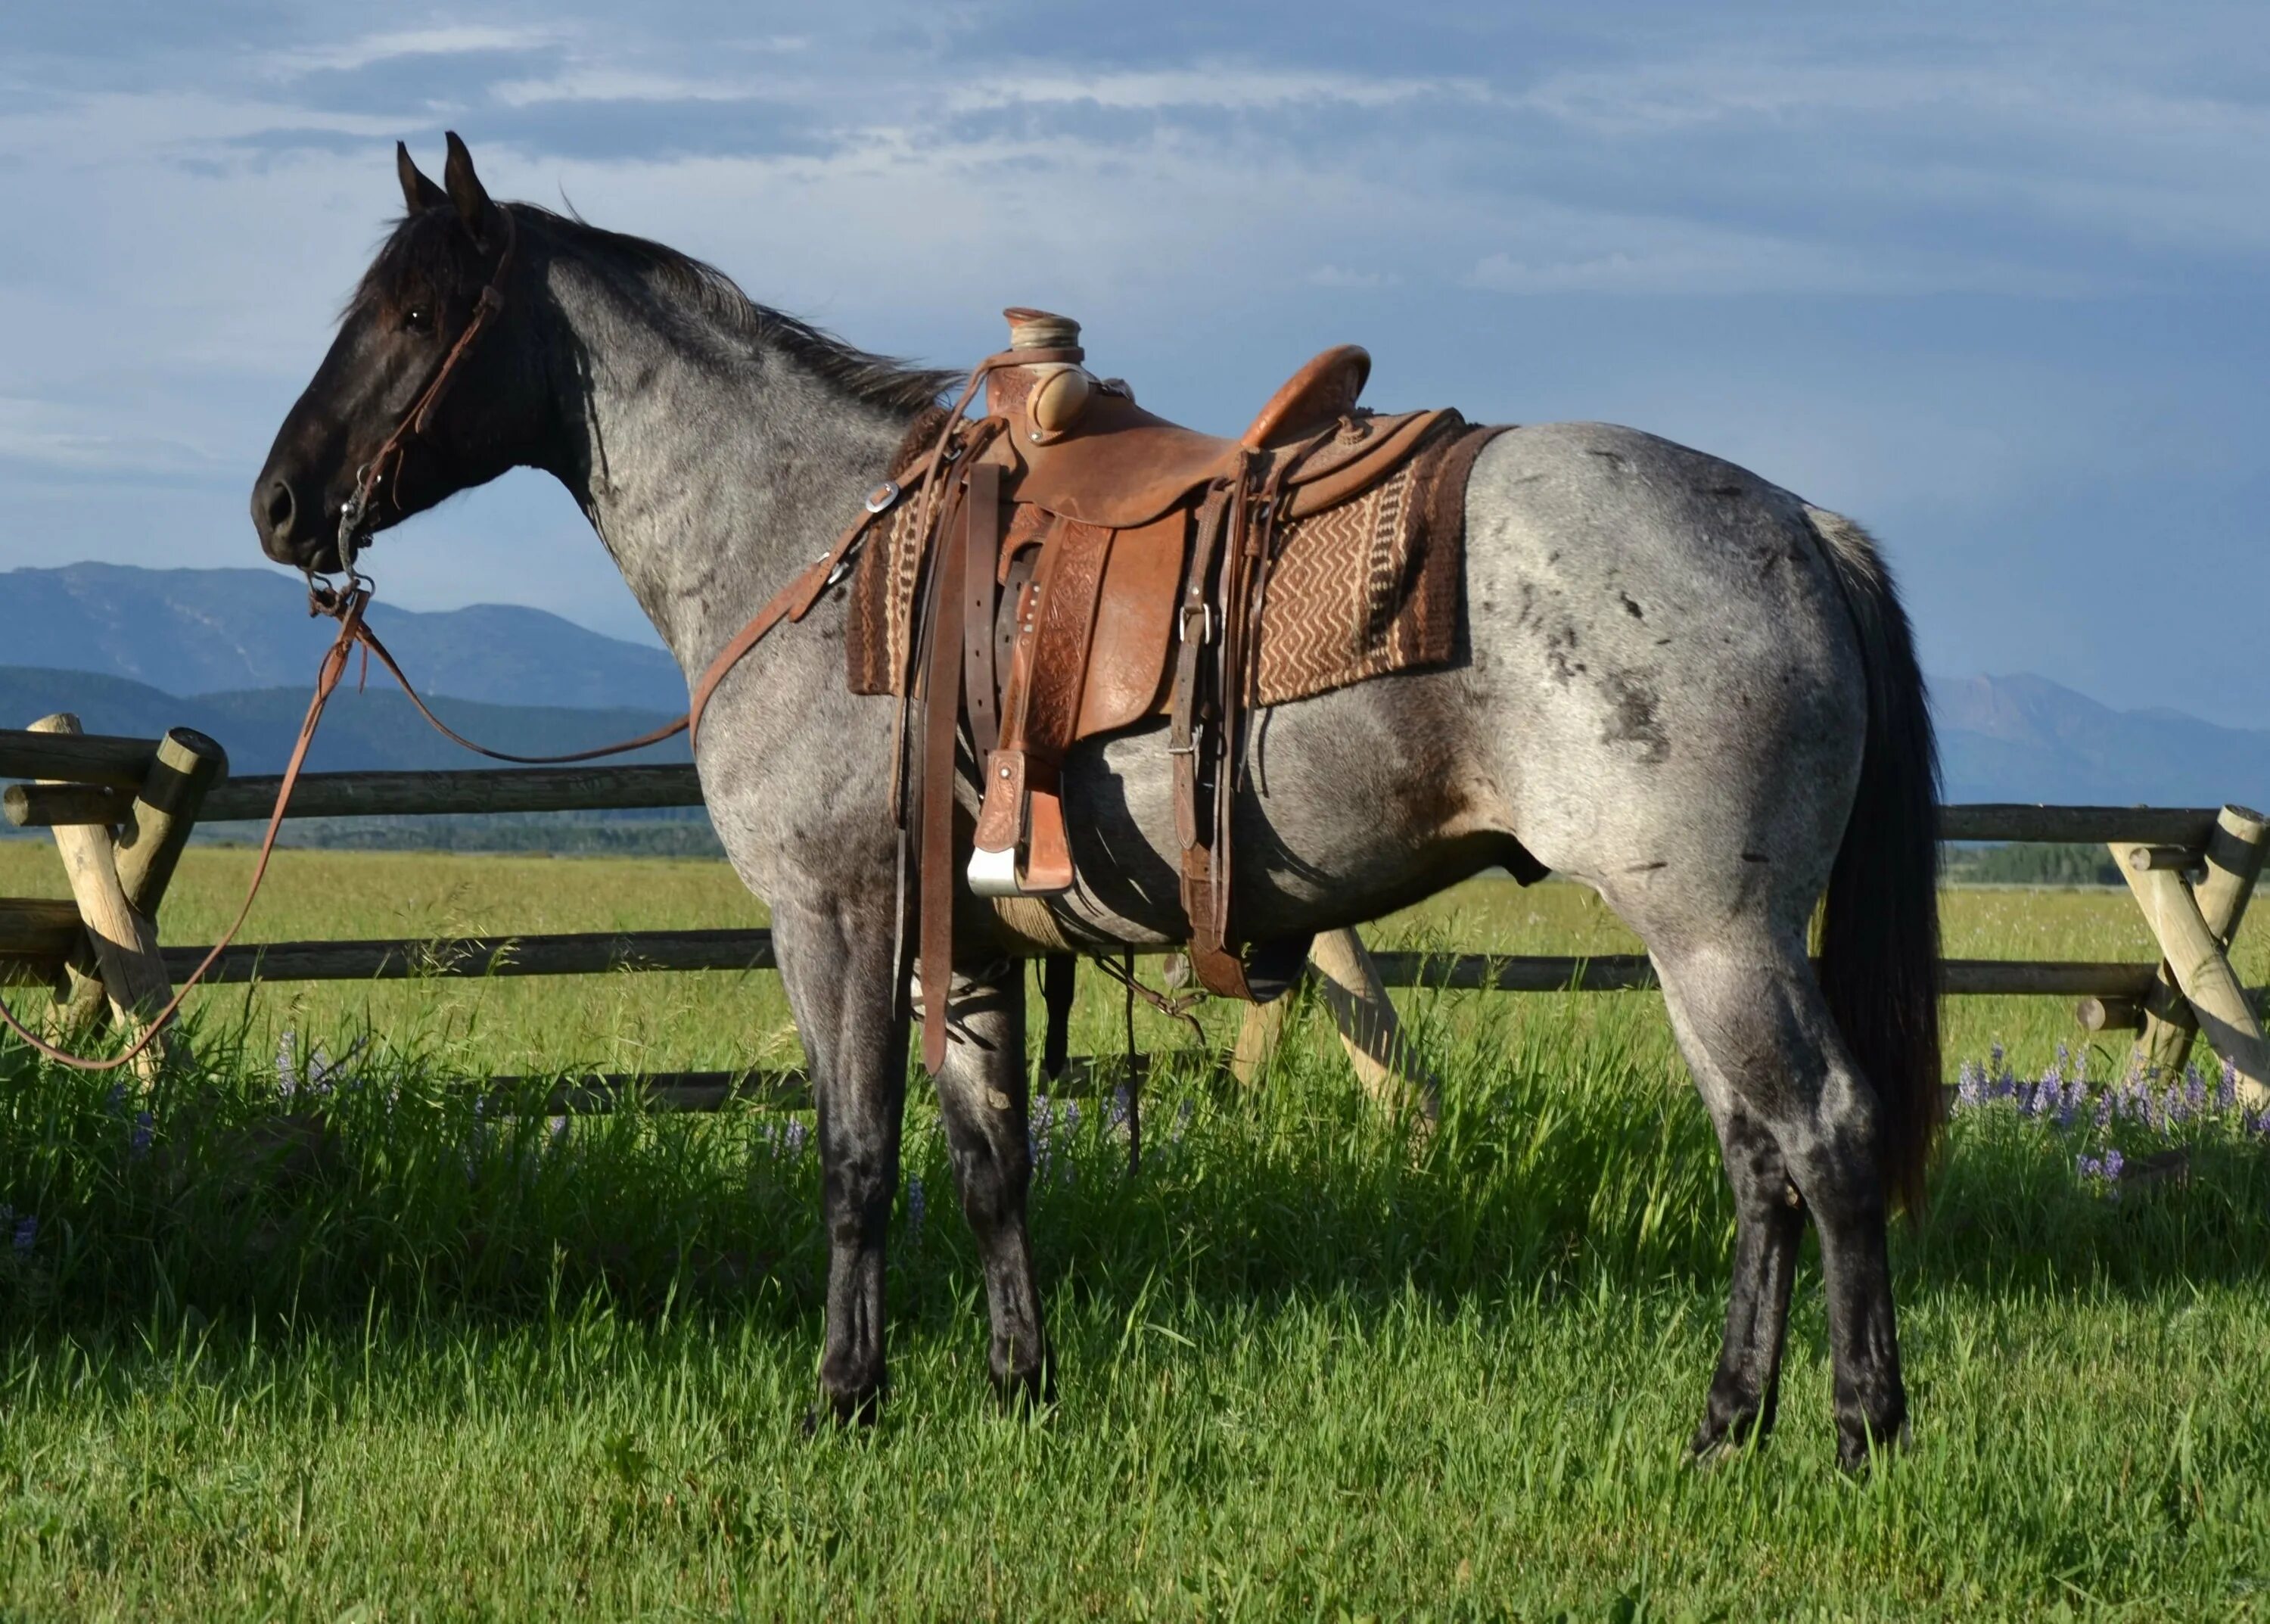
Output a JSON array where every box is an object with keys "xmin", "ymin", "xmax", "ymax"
[{"xmin": 1939, "ymin": 842, "xmax": 2121, "ymax": 887}]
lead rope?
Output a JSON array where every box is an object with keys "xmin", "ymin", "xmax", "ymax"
[
  {"xmin": 0, "ymin": 580, "xmax": 376, "ymax": 1071},
  {"xmin": 1123, "ymin": 948, "xmax": 1141, "ymax": 1177}
]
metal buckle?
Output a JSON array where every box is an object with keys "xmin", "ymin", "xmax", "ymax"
[
  {"xmin": 865, "ymin": 480, "xmax": 900, "ymax": 514},
  {"xmin": 1166, "ymin": 722, "xmax": 1205, "ymax": 758},
  {"xmin": 1179, "ymin": 602, "xmax": 1216, "ymax": 644}
]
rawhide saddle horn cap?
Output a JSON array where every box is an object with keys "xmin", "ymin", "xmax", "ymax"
[{"xmin": 1003, "ymin": 307, "xmax": 1084, "ymax": 356}]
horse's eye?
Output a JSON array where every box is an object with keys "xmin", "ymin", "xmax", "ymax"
[{"xmin": 403, "ymin": 305, "xmax": 434, "ymax": 334}]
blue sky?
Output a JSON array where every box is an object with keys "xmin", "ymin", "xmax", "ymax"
[{"xmin": 3, "ymin": 3, "xmax": 2267, "ymax": 720}]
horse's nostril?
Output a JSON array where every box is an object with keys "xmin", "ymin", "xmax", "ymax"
[{"xmin": 264, "ymin": 479, "xmax": 297, "ymax": 537}]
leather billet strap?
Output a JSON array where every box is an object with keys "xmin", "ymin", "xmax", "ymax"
[
  {"xmin": 961, "ymin": 475, "xmax": 1002, "ymax": 758},
  {"xmin": 916, "ymin": 462, "xmax": 991, "ymax": 1072},
  {"xmin": 1168, "ymin": 483, "xmax": 1254, "ymax": 1000}
]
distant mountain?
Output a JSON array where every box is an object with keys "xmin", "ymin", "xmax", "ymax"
[
  {"xmin": 0, "ymin": 666, "xmax": 689, "ymax": 777},
  {"xmin": 1936, "ymin": 674, "xmax": 2270, "ymax": 808},
  {"xmin": 5, "ymin": 560, "xmax": 2265, "ymax": 813},
  {"xmin": 0, "ymin": 563, "xmax": 684, "ymax": 712}
]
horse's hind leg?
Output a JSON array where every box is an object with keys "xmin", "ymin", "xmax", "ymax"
[
  {"xmin": 1647, "ymin": 929, "xmax": 1907, "ymax": 1470},
  {"xmin": 1687, "ymin": 1101, "xmax": 1805, "ymax": 1457},
  {"xmin": 928, "ymin": 960, "xmax": 1052, "ymax": 1407}
]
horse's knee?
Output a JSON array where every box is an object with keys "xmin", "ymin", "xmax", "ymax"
[{"xmin": 822, "ymin": 1149, "xmax": 897, "ymax": 1247}]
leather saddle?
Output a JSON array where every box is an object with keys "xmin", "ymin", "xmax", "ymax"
[{"xmin": 894, "ymin": 309, "xmax": 1466, "ymax": 1072}]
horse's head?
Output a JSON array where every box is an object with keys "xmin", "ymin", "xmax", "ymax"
[{"xmin": 253, "ymin": 134, "xmax": 541, "ymax": 573}]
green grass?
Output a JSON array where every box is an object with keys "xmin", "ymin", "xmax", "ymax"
[{"xmin": 2, "ymin": 847, "xmax": 2268, "ymax": 1617}]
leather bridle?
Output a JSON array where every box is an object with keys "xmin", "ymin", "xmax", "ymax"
[
  {"xmin": 333, "ymin": 204, "xmax": 521, "ymax": 574},
  {"xmin": 0, "ymin": 295, "xmax": 1006, "ymax": 1072}
]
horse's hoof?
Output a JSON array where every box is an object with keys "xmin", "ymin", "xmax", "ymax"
[
  {"xmin": 804, "ymin": 1384, "xmax": 884, "ymax": 1436},
  {"xmin": 990, "ymin": 1355, "xmax": 1056, "ymax": 1417},
  {"xmin": 1687, "ymin": 1414, "xmax": 1771, "ymax": 1468},
  {"xmin": 1835, "ymin": 1416, "xmax": 1911, "ymax": 1476}
]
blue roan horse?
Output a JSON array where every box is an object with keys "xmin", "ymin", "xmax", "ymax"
[{"xmin": 253, "ymin": 136, "xmax": 1940, "ymax": 1470}]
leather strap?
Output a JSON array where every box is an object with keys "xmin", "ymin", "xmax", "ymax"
[
  {"xmin": 961, "ymin": 474, "xmax": 1002, "ymax": 758},
  {"xmin": 917, "ymin": 468, "xmax": 982, "ymax": 1072},
  {"xmin": 1168, "ymin": 484, "xmax": 1255, "ymax": 998},
  {"xmin": 686, "ymin": 478, "xmax": 912, "ymax": 747}
]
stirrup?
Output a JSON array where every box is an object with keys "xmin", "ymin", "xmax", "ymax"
[{"xmin": 968, "ymin": 768, "xmax": 1075, "ymax": 898}]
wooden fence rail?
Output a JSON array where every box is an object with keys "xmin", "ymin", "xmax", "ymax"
[{"xmin": 5, "ymin": 725, "xmax": 2268, "ymax": 1106}]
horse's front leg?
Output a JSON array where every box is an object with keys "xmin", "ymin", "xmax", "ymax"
[
  {"xmin": 770, "ymin": 894, "xmax": 908, "ymax": 1426},
  {"xmin": 929, "ymin": 960, "xmax": 1052, "ymax": 1407}
]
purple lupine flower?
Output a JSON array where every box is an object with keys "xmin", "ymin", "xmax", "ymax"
[
  {"xmin": 1957, "ymin": 1060, "xmax": 1985, "ymax": 1112},
  {"xmin": 2103, "ymin": 1147, "xmax": 2125, "ymax": 1181},
  {"xmin": 129, "ymin": 1110, "xmax": 153, "ymax": 1159},
  {"xmin": 2163, "ymin": 1083, "xmax": 2188, "ymax": 1129},
  {"xmin": 2093, "ymin": 1090, "xmax": 2115, "ymax": 1131},
  {"xmin": 1030, "ymin": 1096, "xmax": 1055, "ymax": 1184},
  {"xmin": 1170, "ymin": 1100, "xmax": 1193, "ymax": 1146},
  {"xmin": 1105, "ymin": 1086, "xmax": 1132, "ymax": 1134},
  {"xmin": 905, "ymin": 1176, "xmax": 925, "ymax": 1243},
  {"xmin": 2185, "ymin": 1064, "xmax": 2208, "ymax": 1118},
  {"xmin": 1063, "ymin": 1099, "xmax": 1081, "ymax": 1136},
  {"xmin": 11, "ymin": 1215, "xmax": 35, "ymax": 1253},
  {"xmin": 781, "ymin": 1118, "xmax": 809, "ymax": 1158},
  {"xmin": 2219, "ymin": 1061, "xmax": 2239, "ymax": 1115}
]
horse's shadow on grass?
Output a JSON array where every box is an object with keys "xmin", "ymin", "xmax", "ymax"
[{"xmin": 8, "ymin": 1057, "xmax": 2268, "ymax": 1349}]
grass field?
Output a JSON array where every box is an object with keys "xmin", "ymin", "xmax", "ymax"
[{"xmin": 2, "ymin": 844, "xmax": 2268, "ymax": 1617}]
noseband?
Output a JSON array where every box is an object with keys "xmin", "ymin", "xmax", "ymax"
[{"xmin": 333, "ymin": 204, "xmax": 521, "ymax": 572}]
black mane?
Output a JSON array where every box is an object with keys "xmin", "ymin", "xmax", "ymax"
[{"xmin": 356, "ymin": 202, "xmax": 959, "ymax": 415}]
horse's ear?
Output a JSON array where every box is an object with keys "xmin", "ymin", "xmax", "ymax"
[
  {"xmin": 441, "ymin": 130, "xmax": 497, "ymax": 242},
  {"xmin": 396, "ymin": 142, "xmax": 446, "ymax": 214}
]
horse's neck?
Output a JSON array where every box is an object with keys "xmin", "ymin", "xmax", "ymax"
[{"xmin": 540, "ymin": 262, "xmax": 911, "ymax": 677}]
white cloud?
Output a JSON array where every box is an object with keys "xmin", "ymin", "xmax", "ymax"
[
  {"xmin": 488, "ymin": 70, "xmax": 768, "ymax": 107},
  {"xmin": 941, "ymin": 65, "xmax": 1483, "ymax": 114},
  {"xmin": 261, "ymin": 26, "xmax": 564, "ymax": 78}
]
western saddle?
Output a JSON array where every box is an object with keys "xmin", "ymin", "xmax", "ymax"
[{"xmin": 844, "ymin": 310, "xmax": 1485, "ymax": 1072}]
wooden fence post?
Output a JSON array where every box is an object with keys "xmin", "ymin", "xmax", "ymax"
[
  {"xmin": 27, "ymin": 714, "xmax": 175, "ymax": 1079},
  {"xmin": 2112, "ymin": 803, "xmax": 2270, "ymax": 1105},
  {"xmin": 1229, "ymin": 929, "xmax": 1439, "ymax": 1122},
  {"xmin": 52, "ymin": 727, "xmax": 225, "ymax": 1037},
  {"xmin": 1229, "ymin": 997, "xmax": 1291, "ymax": 1087},
  {"xmin": 1308, "ymin": 927, "xmax": 1441, "ymax": 1123}
]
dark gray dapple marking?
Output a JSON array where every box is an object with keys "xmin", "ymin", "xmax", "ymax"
[{"xmin": 253, "ymin": 136, "xmax": 1939, "ymax": 1469}]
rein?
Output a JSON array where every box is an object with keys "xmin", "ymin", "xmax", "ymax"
[{"xmin": 0, "ymin": 324, "xmax": 1025, "ymax": 1072}]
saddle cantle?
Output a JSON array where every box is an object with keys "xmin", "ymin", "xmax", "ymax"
[{"xmin": 847, "ymin": 309, "xmax": 1507, "ymax": 1071}]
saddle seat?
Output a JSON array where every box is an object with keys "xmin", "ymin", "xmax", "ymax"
[{"xmin": 1003, "ymin": 344, "xmax": 1376, "ymax": 530}]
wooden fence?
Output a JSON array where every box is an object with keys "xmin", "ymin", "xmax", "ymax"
[{"xmin": 5, "ymin": 718, "xmax": 2267, "ymax": 1109}]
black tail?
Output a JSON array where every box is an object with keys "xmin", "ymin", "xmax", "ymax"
[{"xmin": 1806, "ymin": 506, "xmax": 1942, "ymax": 1215}]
